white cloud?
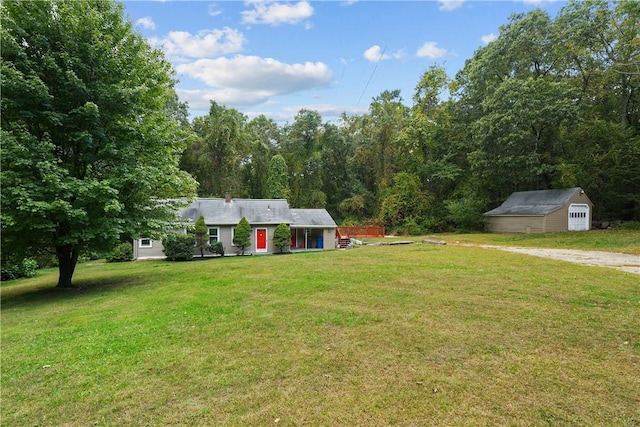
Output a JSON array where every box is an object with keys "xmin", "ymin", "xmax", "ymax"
[
  {"xmin": 481, "ymin": 33, "xmax": 497, "ymax": 45},
  {"xmin": 136, "ymin": 17, "xmax": 156, "ymax": 30},
  {"xmin": 519, "ymin": 0, "xmax": 559, "ymax": 5},
  {"xmin": 363, "ymin": 45, "xmax": 405, "ymax": 62},
  {"xmin": 177, "ymin": 88, "xmax": 270, "ymax": 110},
  {"xmin": 208, "ymin": 4, "xmax": 223, "ymax": 17},
  {"xmin": 241, "ymin": 1, "xmax": 314, "ymax": 26},
  {"xmin": 416, "ymin": 41, "xmax": 447, "ymax": 59},
  {"xmin": 149, "ymin": 28, "xmax": 245, "ymax": 60},
  {"xmin": 438, "ymin": 0, "xmax": 464, "ymax": 11},
  {"xmin": 176, "ymin": 55, "xmax": 332, "ymax": 98}
]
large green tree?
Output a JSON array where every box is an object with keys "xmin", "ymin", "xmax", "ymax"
[
  {"xmin": 0, "ymin": 0, "xmax": 197, "ymax": 287},
  {"xmin": 281, "ymin": 110, "xmax": 325, "ymax": 208},
  {"xmin": 183, "ymin": 102, "xmax": 250, "ymax": 197},
  {"xmin": 265, "ymin": 154, "xmax": 291, "ymax": 200},
  {"xmin": 242, "ymin": 115, "xmax": 281, "ymax": 199}
]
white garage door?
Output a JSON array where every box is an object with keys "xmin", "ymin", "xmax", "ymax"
[{"xmin": 568, "ymin": 204, "xmax": 590, "ymax": 231}]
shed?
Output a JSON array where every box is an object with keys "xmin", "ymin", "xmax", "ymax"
[{"xmin": 484, "ymin": 187, "xmax": 593, "ymax": 233}]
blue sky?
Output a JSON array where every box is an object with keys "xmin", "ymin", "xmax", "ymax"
[{"xmin": 123, "ymin": 0, "xmax": 565, "ymax": 123}]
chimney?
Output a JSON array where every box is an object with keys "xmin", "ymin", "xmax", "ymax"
[{"xmin": 225, "ymin": 193, "xmax": 231, "ymax": 203}]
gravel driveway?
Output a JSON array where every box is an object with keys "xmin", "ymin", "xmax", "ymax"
[{"xmin": 479, "ymin": 245, "xmax": 640, "ymax": 275}]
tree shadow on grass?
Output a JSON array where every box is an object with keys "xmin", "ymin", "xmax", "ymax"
[{"xmin": 0, "ymin": 274, "xmax": 148, "ymax": 310}]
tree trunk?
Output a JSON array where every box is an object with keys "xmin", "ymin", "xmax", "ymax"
[{"xmin": 56, "ymin": 244, "xmax": 79, "ymax": 288}]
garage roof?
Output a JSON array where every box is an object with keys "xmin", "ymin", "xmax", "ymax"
[{"xmin": 485, "ymin": 188, "xmax": 583, "ymax": 216}]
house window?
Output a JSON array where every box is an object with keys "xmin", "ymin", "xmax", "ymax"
[
  {"xmin": 208, "ymin": 227, "xmax": 219, "ymax": 245},
  {"xmin": 139, "ymin": 238, "xmax": 152, "ymax": 248}
]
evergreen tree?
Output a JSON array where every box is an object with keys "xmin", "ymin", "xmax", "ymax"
[
  {"xmin": 233, "ymin": 217, "xmax": 252, "ymax": 255},
  {"xmin": 194, "ymin": 216, "xmax": 208, "ymax": 258},
  {"xmin": 273, "ymin": 223, "xmax": 291, "ymax": 254}
]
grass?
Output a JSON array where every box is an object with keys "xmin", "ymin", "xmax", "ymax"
[
  {"xmin": 375, "ymin": 227, "xmax": 640, "ymax": 255},
  {"xmin": 2, "ymin": 241, "xmax": 639, "ymax": 425}
]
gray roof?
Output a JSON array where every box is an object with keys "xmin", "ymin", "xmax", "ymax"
[
  {"xmin": 290, "ymin": 209, "xmax": 338, "ymax": 228},
  {"xmin": 485, "ymin": 188, "xmax": 582, "ymax": 216},
  {"xmin": 180, "ymin": 198, "xmax": 294, "ymax": 225}
]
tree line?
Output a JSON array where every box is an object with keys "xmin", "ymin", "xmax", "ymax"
[{"xmin": 179, "ymin": 0, "xmax": 640, "ymax": 234}]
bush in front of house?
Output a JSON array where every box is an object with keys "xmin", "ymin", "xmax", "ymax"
[
  {"xmin": 162, "ymin": 233, "xmax": 195, "ymax": 261},
  {"xmin": 233, "ymin": 217, "xmax": 251, "ymax": 255},
  {"xmin": 105, "ymin": 243, "xmax": 134, "ymax": 263},
  {"xmin": 273, "ymin": 223, "xmax": 291, "ymax": 253},
  {"xmin": 194, "ymin": 215, "xmax": 208, "ymax": 258},
  {"xmin": 208, "ymin": 241, "xmax": 225, "ymax": 256}
]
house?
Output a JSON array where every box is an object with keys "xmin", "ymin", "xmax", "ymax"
[
  {"xmin": 484, "ymin": 187, "xmax": 593, "ymax": 233},
  {"xmin": 133, "ymin": 195, "xmax": 338, "ymax": 259}
]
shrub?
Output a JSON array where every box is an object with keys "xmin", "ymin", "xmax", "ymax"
[
  {"xmin": 1, "ymin": 258, "xmax": 38, "ymax": 281},
  {"xmin": 105, "ymin": 243, "xmax": 133, "ymax": 263},
  {"xmin": 273, "ymin": 223, "xmax": 291, "ymax": 253},
  {"xmin": 398, "ymin": 217, "xmax": 425, "ymax": 236},
  {"xmin": 445, "ymin": 196, "xmax": 487, "ymax": 232},
  {"xmin": 162, "ymin": 233, "xmax": 195, "ymax": 261},
  {"xmin": 617, "ymin": 220, "xmax": 640, "ymax": 230},
  {"xmin": 208, "ymin": 241, "xmax": 225, "ymax": 256},
  {"xmin": 194, "ymin": 215, "xmax": 208, "ymax": 258},
  {"xmin": 233, "ymin": 217, "xmax": 252, "ymax": 255}
]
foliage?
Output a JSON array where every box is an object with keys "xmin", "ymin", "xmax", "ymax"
[
  {"xmin": 105, "ymin": 243, "xmax": 134, "ymax": 263},
  {"xmin": 194, "ymin": 216, "xmax": 208, "ymax": 258},
  {"xmin": 208, "ymin": 241, "xmax": 225, "ymax": 256},
  {"xmin": 182, "ymin": 101, "xmax": 250, "ymax": 197},
  {"xmin": 162, "ymin": 233, "xmax": 195, "ymax": 261},
  {"xmin": 265, "ymin": 154, "xmax": 290, "ymax": 200},
  {"xmin": 233, "ymin": 217, "xmax": 252, "ymax": 255},
  {"xmin": 281, "ymin": 110, "xmax": 325, "ymax": 208},
  {"xmin": 444, "ymin": 196, "xmax": 487, "ymax": 232},
  {"xmin": 273, "ymin": 223, "xmax": 291, "ymax": 253},
  {"xmin": 1, "ymin": 257, "xmax": 38, "ymax": 281},
  {"xmin": 379, "ymin": 173, "xmax": 431, "ymax": 234},
  {"xmin": 0, "ymin": 0, "xmax": 197, "ymax": 287}
]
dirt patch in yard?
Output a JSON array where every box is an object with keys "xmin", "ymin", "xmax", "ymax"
[{"xmin": 476, "ymin": 245, "xmax": 640, "ymax": 275}]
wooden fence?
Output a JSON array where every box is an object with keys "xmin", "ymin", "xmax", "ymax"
[{"xmin": 336, "ymin": 226, "xmax": 385, "ymax": 238}]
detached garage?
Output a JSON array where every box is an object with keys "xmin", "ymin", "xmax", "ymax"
[{"xmin": 484, "ymin": 187, "xmax": 594, "ymax": 233}]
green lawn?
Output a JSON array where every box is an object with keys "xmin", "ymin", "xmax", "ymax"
[{"xmin": 2, "ymin": 242, "xmax": 639, "ymax": 425}]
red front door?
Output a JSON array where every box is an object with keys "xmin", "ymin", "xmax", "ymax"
[{"xmin": 256, "ymin": 228, "xmax": 267, "ymax": 252}]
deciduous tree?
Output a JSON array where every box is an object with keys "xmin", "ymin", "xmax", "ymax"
[{"xmin": 0, "ymin": 0, "xmax": 197, "ymax": 287}]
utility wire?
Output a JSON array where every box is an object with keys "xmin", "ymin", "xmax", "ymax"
[{"xmin": 357, "ymin": 46, "xmax": 386, "ymax": 105}]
